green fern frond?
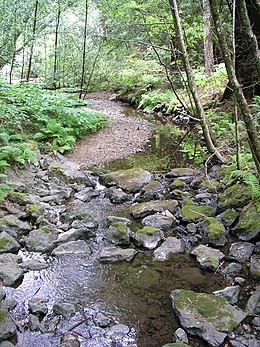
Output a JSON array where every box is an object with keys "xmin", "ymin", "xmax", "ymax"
[{"xmin": 230, "ymin": 169, "xmax": 260, "ymax": 200}]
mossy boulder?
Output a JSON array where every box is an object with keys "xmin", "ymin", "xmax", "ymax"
[
  {"xmin": 130, "ymin": 199, "xmax": 178, "ymax": 219},
  {"xmin": 132, "ymin": 226, "xmax": 164, "ymax": 249},
  {"xmin": 233, "ymin": 202, "xmax": 260, "ymax": 241},
  {"xmin": 201, "ymin": 178, "xmax": 221, "ymax": 192},
  {"xmin": 26, "ymin": 203, "xmax": 44, "ymax": 219},
  {"xmin": 218, "ymin": 183, "xmax": 252, "ymax": 211},
  {"xmin": 216, "ymin": 209, "xmax": 238, "ymax": 228},
  {"xmin": 170, "ymin": 180, "xmax": 188, "ymax": 189},
  {"xmin": 101, "ymin": 168, "xmax": 152, "ymax": 193},
  {"xmin": 8, "ymin": 191, "xmax": 27, "ymax": 205},
  {"xmin": 105, "ymin": 222, "xmax": 132, "ymax": 245},
  {"xmin": 180, "ymin": 204, "xmax": 215, "ymax": 223},
  {"xmin": 0, "ymin": 304, "xmax": 17, "ymax": 341},
  {"xmin": 250, "ymin": 255, "xmax": 260, "ymax": 281},
  {"xmin": 0, "ymin": 215, "xmax": 31, "ymax": 237},
  {"xmin": 171, "ymin": 289, "xmax": 247, "ymax": 347},
  {"xmin": 0, "ymin": 232, "xmax": 20, "ymax": 254},
  {"xmin": 166, "ymin": 168, "xmax": 199, "ymax": 178},
  {"xmin": 191, "ymin": 245, "xmax": 225, "ymax": 271},
  {"xmin": 139, "ymin": 180, "xmax": 165, "ymax": 201},
  {"xmin": 171, "ymin": 189, "xmax": 192, "ymax": 200},
  {"xmin": 201, "ymin": 217, "xmax": 227, "ymax": 246},
  {"xmin": 24, "ymin": 230, "xmax": 57, "ymax": 252}
]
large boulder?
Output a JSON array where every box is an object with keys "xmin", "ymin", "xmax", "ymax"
[
  {"xmin": 200, "ymin": 217, "xmax": 227, "ymax": 246},
  {"xmin": 0, "ymin": 232, "xmax": 20, "ymax": 254},
  {"xmin": 0, "ymin": 304, "xmax": 17, "ymax": 341},
  {"xmin": 218, "ymin": 183, "xmax": 252, "ymax": 211},
  {"xmin": 98, "ymin": 247, "xmax": 137, "ymax": 263},
  {"xmin": 171, "ymin": 289, "xmax": 247, "ymax": 347},
  {"xmin": 52, "ymin": 240, "xmax": 91, "ymax": 256},
  {"xmin": 0, "ymin": 254, "xmax": 23, "ymax": 286},
  {"xmin": 228, "ymin": 242, "xmax": 255, "ymax": 263},
  {"xmin": 130, "ymin": 199, "xmax": 178, "ymax": 219},
  {"xmin": 138, "ymin": 180, "xmax": 165, "ymax": 201},
  {"xmin": 142, "ymin": 213, "xmax": 176, "ymax": 231},
  {"xmin": 100, "ymin": 168, "xmax": 152, "ymax": 193},
  {"xmin": 153, "ymin": 237, "xmax": 184, "ymax": 260},
  {"xmin": 132, "ymin": 226, "xmax": 164, "ymax": 249},
  {"xmin": 179, "ymin": 204, "xmax": 215, "ymax": 223},
  {"xmin": 165, "ymin": 168, "xmax": 199, "ymax": 178},
  {"xmin": 233, "ymin": 202, "xmax": 260, "ymax": 241},
  {"xmin": 24, "ymin": 229, "xmax": 57, "ymax": 252},
  {"xmin": 104, "ymin": 222, "xmax": 132, "ymax": 245},
  {"xmin": 191, "ymin": 245, "xmax": 225, "ymax": 271},
  {"xmin": 0, "ymin": 215, "xmax": 32, "ymax": 237}
]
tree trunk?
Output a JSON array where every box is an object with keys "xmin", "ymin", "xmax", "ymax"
[
  {"xmin": 79, "ymin": 0, "xmax": 88, "ymax": 99},
  {"xmin": 53, "ymin": 0, "xmax": 61, "ymax": 89},
  {"xmin": 209, "ymin": 0, "xmax": 260, "ymax": 174},
  {"xmin": 26, "ymin": 0, "xmax": 39, "ymax": 82},
  {"xmin": 202, "ymin": 0, "xmax": 214, "ymax": 76},
  {"xmin": 169, "ymin": 0, "xmax": 225, "ymax": 162}
]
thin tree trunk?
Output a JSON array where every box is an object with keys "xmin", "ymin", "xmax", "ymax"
[
  {"xmin": 20, "ymin": 46, "xmax": 25, "ymax": 81},
  {"xmin": 26, "ymin": 0, "xmax": 39, "ymax": 82},
  {"xmin": 209, "ymin": 0, "xmax": 260, "ymax": 175},
  {"xmin": 53, "ymin": 0, "xmax": 61, "ymax": 89},
  {"xmin": 79, "ymin": 0, "xmax": 88, "ymax": 99},
  {"xmin": 202, "ymin": 0, "xmax": 214, "ymax": 76},
  {"xmin": 169, "ymin": 0, "xmax": 225, "ymax": 162}
]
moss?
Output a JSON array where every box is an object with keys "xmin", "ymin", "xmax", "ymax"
[
  {"xmin": 235, "ymin": 202, "xmax": 260, "ymax": 235},
  {"xmin": 250, "ymin": 267, "xmax": 260, "ymax": 279},
  {"xmin": 112, "ymin": 222, "xmax": 128, "ymax": 235},
  {"xmin": 171, "ymin": 189, "xmax": 191, "ymax": 198},
  {"xmin": 49, "ymin": 164, "xmax": 64, "ymax": 172},
  {"xmin": 201, "ymin": 179, "xmax": 220, "ymax": 191},
  {"xmin": 0, "ymin": 309, "xmax": 7, "ymax": 323},
  {"xmin": 38, "ymin": 226, "xmax": 50, "ymax": 233},
  {"xmin": 171, "ymin": 180, "xmax": 187, "ymax": 189},
  {"xmin": 8, "ymin": 191, "xmax": 27, "ymax": 200},
  {"xmin": 203, "ymin": 217, "xmax": 225, "ymax": 238},
  {"xmin": 136, "ymin": 226, "xmax": 160, "ymax": 236},
  {"xmin": 143, "ymin": 180, "xmax": 161, "ymax": 190},
  {"xmin": 218, "ymin": 183, "xmax": 252, "ymax": 209},
  {"xmin": 0, "ymin": 237, "xmax": 10, "ymax": 249},
  {"xmin": 208, "ymin": 257, "xmax": 218, "ymax": 267},
  {"xmin": 182, "ymin": 198, "xmax": 192, "ymax": 206},
  {"xmin": 220, "ymin": 209, "xmax": 237, "ymax": 221},
  {"xmin": 0, "ymin": 217, "xmax": 16, "ymax": 226},
  {"xmin": 180, "ymin": 205, "xmax": 214, "ymax": 222}
]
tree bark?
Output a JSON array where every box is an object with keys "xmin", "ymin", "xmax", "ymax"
[
  {"xmin": 169, "ymin": 0, "xmax": 225, "ymax": 162},
  {"xmin": 202, "ymin": 0, "xmax": 214, "ymax": 76},
  {"xmin": 26, "ymin": 0, "xmax": 39, "ymax": 82},
  {"xmin": 79, "ymin": 0, "xmax": 88, "ymax": 99},
  {"xmin": 209, "ymin": 0, "xmax": 260, "ymax": 174},
  {"xmin": 53, "ymin": 0, "xmax": 61, "ymax": 89}
]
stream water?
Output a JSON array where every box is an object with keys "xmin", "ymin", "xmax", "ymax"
[{"xmin": 4, "ymin": 105, "xmax": 226, "ymax": 347}]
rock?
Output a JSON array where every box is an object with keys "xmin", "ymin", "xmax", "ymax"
[
  {"xmin": 0, "ymin": 303, "xmax": 17, "ymax": 341},
  {"xmin": 98, "ymin": 247, "xmax": 137, "ymax": 263},
  {"xmin": 105, "ymin": 187, "xmax": 132, "ymax": 203},
  {"xmin": 59, "ymin": 333, "xmax": 80, "ymax": 347},
  {"xmin": 20, "ymin": 259, "xmax": 49, "ymax": 271},
  {"xmin": 170, "ymin": 180, "xmax": 188, "ymax": 190},
  {"xmin": 57, "ymin": 228, "xmax": 91, "ymax": 244},
  {"xmin": 5, "ymin": 298, "xmax": 17, "ymax": 311},
  {"xmin": 0, "ymin": 232, "xmax": 20, "ymax": 254},
  {"xmin": 249, "ymin": 255, "xmax": 260, "ymax": 280},
  {"xmin": 0, "ymin": 287, "xmax": 5, "ymax": 301},
  {"xmin": 174, "ymin": 327, "xmax": 189, "ymax": 344},
  {"xmin": 229, "ymin": 335, "xmax": 259, "ymax": 347},
  {"xmin": 107, "ymin": 324, "xmax": 129, "ymax": 338},
  {"xmin": 246, "ymin": 287, "xmax": 260, "ymax": 315},
  {"xmin": 216, "ymin": 209, "xmax": 238, "ymax": 228},
  {"xmin": 166, "ymin": 168, "xmax": 199, "ymax": 178},
  {"xmin": 194, "ymin": 192, "xmax": 214, "ymax": 205},
  {"xmin": 153, "ymin": 237, "xmax": 184, "ymax": 260},
  {"xmin": 139, "ymin": 180, "xmax": 165, "ymax": 201},
  {"xmin": 218, "ymin": 183, "xmax": 252, "ymax": 211},
  {"xmin": 234, "ymin": 277, "xmax": 245, "ymax": 285},
  {"xmin": 179, "ymin": 204, "xmax": 215, "ymax": 223},
  {"xmin": 186, "ymin": 223, "xmax": 197, "ymax": 234},
  {"xmin": 94, "ymin": 312, "xmax": 113, "ymax": 327},
  {"xmin": 53, "ymin": 302, "xmax": 76, "ymax": 318},
  {"xmin": 74, "ymin": 187, "xmax": 99, "ymax": 202},
  {"xmin": 213, "ymin": 286, "xmax": 240, "ymax": 304},
  {"xmin": 233, "ymin": 202, "xmax": 260, "ymax": 241},
  {"xmin": 0, "ymin": 215, "xmax": 32, "ymax": 237},
  {"xmin": 171, "ymin": 289, "xmax": 247, "ymax": 347},
  {"xmin": 0, "ymin": 341, "xmax": 15, "ymax": 347},
  {"xmin": 201, "ymin": 217, "xmax": 227, "ymax": 246},
  {"xmin": 28, "ymin": 314, "xmax": 41, "ymax": 331},
  {"xmin": 61, "ymin": 207, "xmax": 98, "ymax": 230},
  {"xmin": 170, "ymin": 190, "xmax": 192, "ymax": 200},
  {"xmin": 24, "ymin": 229, "xmax": 57, "ymax": 252},
  {"xmin": 132, "ymin": 226, "xmax": 164, "ymax": 249},
  {"xmin": 28, "ymin": 298, "xmax": 48, "ymax": 315},
  {"xmin": 106, "ymin": 216, "xmax": 131, "ymax": 226},
  {"xmin": 25, "ymin": 203, "xmax": 44, "ymax": 220},
  {"xmin": 142, "ymin": 213, "xmax": 176, "ymax": 231},
  {"xmin": 229, "ymin": 242, "xmax": 255, "ymax": 263},
  {"xmin": 221, "ymin": 262, "xmax": 243, "ymax": 275},
  {"xmin": 101, "ymin": 168, "xmax": 152, "ymax": 193},
  {"xmin": 104, "ymin": 222, "xmax": 132, "ymax": 245},
  {"xmin": 191, "ymin": 245, "xmax": 225, "ymax": 271},
  {"xmin": 0, "ymin": 253, "xmax": 23, "ymax": 286},
  {"xmin": 130, "ymin": 199, "xmax": 178, "ymax": 219},
  {"xmin": 52, "ymin": 240, "xmax": 91, "ymax": 256}
]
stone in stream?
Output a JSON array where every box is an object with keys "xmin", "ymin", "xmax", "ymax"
[
  {"xmin": 56, "ymin": 228, "xmax": 92, "ymax": 244},
  {"xmin": 24, "ymin": 229, "xmax": 57, "ymax": 252},
  {"xmin": 0, "ymin": 303, "xmax": 17, "ymax": 341},
  {"xmin": 132, "ymin": 226, "xmax": 164, "ymax": 250},
  {"xmin": 52, "ymin": 240, "xmax": 91, "ymax": 256},
  {"xmin": 153, "ymin": 237, "xmax": 184, "ymax": 260},
  {"xmin": 213, "ymin": 285, "xmax": 240, "ymax": 304},
  {"xmin": 74, "ymin": 187, "xmax": 99, "ymax": 202},
  {"xmin": 228, "ymin": 242, "xmax": 255, "ymax": 263},
  {"xmin": 0, "ymin": 231, "xmax": 20, "ymax": 254},
  {"xmin": 142, "ymin": 213, "xmax": 176, "ymax": 231},
  {"xmin": 246, "ymin": 287, "xmax": 260, "ymax": 315},
  {"xmin": 191, "ymin": 245, "xmax": 225, "ymax": 271},
  {"xmin": 94, "ymin": 312, "xmax": 113, "ymax": 328},
  {"xmin": 0, "ymin": 253, "xmax": 23, "ymax": 286},
  {"xmin": 171, "ymin": 289, "xmax": 247, "ymax": 347},
  {"xmin": 105, "ymin": 187, "xmax": 132, "ymax": 204},
  {"xmin": 165, "ymin": 168, "xmax": 199, "ymax": 178},
  {"xmin": 100, "ymin": 168, "xmax": 152, "ymax": 193},
  {"xmin": 0, "ymin": 214, "xmax": 32, "ymax": 237},
  {"xmin": 0, "ymin": 341, "xmax": 15, "ymax": 347},
  {"xmin": 104, "ymin": 222, "xmax": 132, "ymax": 245},
  {"xmin": 200, "ymin": 217, "xmax": 227, "ymax": 246},
  {"xmin": 130, "ymin": 199, "xmax": 178, "ymax": 219},
  {"xmin": 28, "ymin": 298, "xmax": 48, "ymax": 316},
  {"xmin": 233, "ymin": 202, "xmax": 260, "ymax": 241},
  {"xmin": 179, "ymin": 203, "xmax": 215, "ymax": 223},
  {"xmin": 106, "ymin": 324, "xmax": 130, "ymax": 338},
  {"xmin": 106, "ymin": 216, "xmax": 131, "ymax": 226},
  {"xmin": 53, "ymin": 302, "xmax": 76, "ymax": 318},
  {"xmin": 98, "ymin": 247, "xmax": 137, "ymax": 263},
  {"xmin": 138, "ymin": 180, "xmax": 165, "ymax": 201},
  {"xmin": 59, "ymin": 333, "xmax": 80, "ymax": 347}
]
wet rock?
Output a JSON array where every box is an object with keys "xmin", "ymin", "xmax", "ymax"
[
  {"xmin": 179, "ymin": 203, "xmax": 215, "ymax": 223},
  {"xmin": 246, "ymin": 287, "xmax": 260, "ymax": 315},
  {"xmin": 130, "ymin": 199, "xmax": 178, "ymax": 219},
  {"xmin": 218, "ymin": 183, "xmax": 252, "ymax": 211},
  {"xmin": 170, "ymin": 179, "xmax": 188, "ymax": 190},
  {"xmin": 200, "ymin": 217, "xmax": 227, "ymax": 246},
  {"xmin": 170, "ymin": 189, "xmax": 192, "ymax": 200},
  {"xmin": 0, "ymin": 341, "xmax": 15, "ymax": 347},
  {"xmin": 229, "ymin": 335, "xmax": 259, "ymax": 347},
  {"xmin": 191, "ymin": 245, "xmax": 225, "ymax": 271},
  {"xmin": 229, "ymin": 242, "xmax": 254, "ymax": 263},
  {"xmin": 221, "ymin": 262, "xmax": 242, "ymax": 275},
  {"xmin": 132, "ymin": 226, "xmax": 164, "ymax": 249},
  {"xmin": 234, "ymin": 277, "xmax": 245, "ymax": 285},
  {"xmin": 194, "ymin": 192, "xmax": 214, "ymax": 205},
  {"xmin": 59, "ymin": 333, "xmax": 80, "ymax": 347},
  {"xmin": 139, "ymin": 180, "xmax": 165, "ymax": 201},
  {"xmin": 106, "ymin": 216, "xmax": 131, "ymax": 226},
  {"xmin": 5, "ymin": 298, "xmax": 17, "ymax": 310},
  {"xmin": 171, "ymin": 289, "xmax": 247, "ymax": 347},
  {"xmin": 98, "ymin": 247, "xmax": 137, "ymax": 263},
  {"xmin": 0, "ymin": 215, "xmax": 32, "ymax": 237},
  {"xmin": 105, "ymin": 187, "xmax": 132, "ymax": 203},
  {"xmin": 53, "ymin": 302, "xmax": 76, "ymax": 318},
  {"xmin": 61, "ymin": 206, "xmax": 98, "ymax": 229},
  {"xmin": 28, "ymin": 298, "xmax": 48, "ymax": 315},
  {"xmin": 52, "ymin": 240, "xmax": 91, "ymax": 256},
  {"xmin": 249, "ymin": 255, "xmax": 260, "ymax": 280},
  {"xmin": 101, "ymin": 168, "xmax": 152, "ymax": 193},
  {"xmin": 0, "ymin": 232, "xmax": 20, "ymax": 254},
  {"xmin": 107, "ymin": 323, "xmax": 130, "ymax": 338},
  {"xmin": 216, "ymin": 209, "xmax": 238, "ymax": 228},
  {"xmin": 74, "ymin": 187, "xmax": 99, "ymax": 202},
  {"xmin": 174, "ymin": 327, "xmax": 189, "ymax": 344},
  {"xmin": 0, "ymin": 253, "xmax": 23, "ymax": 286},
  {"xmin": 0, "ymin": 303, "xmax": 17, "ymax": 341},
  {"xmin": 94, "ymin": 312, "xmax": 113, "ymax": 327},
  {"xmin": 28, "ymin": 314, "xmax": 41, "ymax": 331},
  {"xmin": 166, "ymin": 168, "xmax": 199, "ymax": 178},
  {"xmin": 142, "ymin": 213, "xmax": 176, "ymax": 231},
  {"xmin": 213, "ymin": 286, "xmax": 240, "ymax": 304},
  {"xmin": 24, "ymin": 229, "xmax": 57, "ymax": 252},
  {"xmin": 105, "ymin": 222, "xmax": 132, "ymax": 245},
  {"xmin": 233, "ymin": 202, "xmax": 260, "ymax": 241},
  {"xmin": 153, "ymin": 237, "xmax": 184, "ymax": 260},
  {"xmin": 57, "ymin": 228, "xmax": 92, "ymax": 244},
  {"xmin": 0, "ymin": 287, "xmax": 5, "ymax": 301}
]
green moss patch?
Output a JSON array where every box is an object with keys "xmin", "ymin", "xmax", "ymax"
[
  {"xmin": 218, "ymin": 183, "xmax": 252, "ymax": 210},
  {"xmin": 203, "ymin": 217, "xmax": 225, "ymax": 238},
  {"xmin": 180, "ymin": 205, "xmax": 214, "ymax": 222},
  {"xmin": 38, "ymin": 226, "xmax": 50, "ymax": 233},
  {"xmin": 171, "ymin": 180, "xmax": 187, "ymax": 189},
  {"xmin": 111, "ymin": 222, "xmax": 128, "ymax": 235},
  {"xmin": 0, "ymin": 309, "xmax": 7, "ymax": 323},
  {"xmin": 235, "ymin": 202, "xmax": 260, "ymax": 235},
  {"xmin": 0, "ymin": 237, "xmax": 10, "ymax": 249},
  {"xmin": 8, "ymin": 191, "xmax": 27, "ymax": 200},
  {"xmin": 136, "ymin": 226, "xmax": 160, "ymax": 236},
  {"xmin": 26, "ymin": 204, "xmax": 43, "ymax": 214}
]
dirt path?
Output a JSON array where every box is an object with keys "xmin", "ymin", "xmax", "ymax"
[{"xmin": 65, "ymin": 92, "xmax": 154, "ymax": 168}]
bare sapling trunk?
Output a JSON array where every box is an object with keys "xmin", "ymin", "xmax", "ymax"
[
  {"xmin": 169, "ymin": 0, "xmax": 225, "ymax": 162},
  {"xmin": 79, "ymin": 0, "xmax": 88, "ymax": 99},
  {"xmin": 53, "ymin": 0, "xmax": 61, "ymax": 89},
  {"xmin": 202, "ymin": 0, "xmax": 214, "ymax": 77},
  {"xmin": 27, "ymin": 0, "xmax": 39, "ymax": 82}
]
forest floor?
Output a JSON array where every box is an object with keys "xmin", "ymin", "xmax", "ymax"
[{"xmin": 65, "ymin": 91, "xmax": 154, "ymax": 168}]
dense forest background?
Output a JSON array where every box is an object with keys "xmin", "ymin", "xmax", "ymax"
[{"xmin": 0, "ymin": 0, "xmax": 259, "ymax": 198}]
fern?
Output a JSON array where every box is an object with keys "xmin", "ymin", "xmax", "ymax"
[{"xmin": 230, "ymin": 169, "xmax": 260, "ymax": 200}]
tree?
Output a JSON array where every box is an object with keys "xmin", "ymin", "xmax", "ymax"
[
  {"xmin": 26, "ymin": 0, "xmax": 39, "ymax": 82},
  {"xmin": 53, "ymin": 0, "xmax": 61, "ymax": 89},
  {"xmin": 202, "ymin": 0, "xmax": 214, "ymax": 76},
  {"xmin": 79, "ymin": 0, "xmax": 88, "ymax": 98}
]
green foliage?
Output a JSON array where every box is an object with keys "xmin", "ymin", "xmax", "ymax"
[
  {"xmin": 229, "ymin": 170, "xmax": 260, "ymax": 201},
  {"xmin": 138, "ymin": 89, "xmax": 174, "ymax": 111}
]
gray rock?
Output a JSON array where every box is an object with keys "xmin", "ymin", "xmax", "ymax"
[
  {"xmin": 166, "ymin": 168, "xmax": 199, "ymax": 178},
  {"xmin": 142, "ymin": 213, "xmax": 176, "ymax": 231},
  {"xmin": 186, "ymin": 223, "xmax": 197, "ymax": 234},
  {"xmin": 57, "ymin": 228, "xmax": 91, "ymax": 244},
  {"xmin": 246, "ymin": 287, "xmax": 260, "ymax": 315},
  {"xmin": 162, "ymin": 344, "xmax": 189, "ymax": 347},
  {"xmin": 53, "ymin": 302, "xmax": 76, "ymax": 318},
  {"xmin": 52, "ymin": 240, "xmax": 91, "ymax": 256},
  {"xmin": 139, "ymin": 180, "xmax": 165, "ymax": 201},
  {"xmin": 99, "ymin": 247, "xmax": 137, "ymax": 263},
  {"xmin": 0, "ymin": 303, "xmax": 17, "ymax": 341},
  {"xmin": 20, "ymin": 259, "xmax": 49, "ymax": 271},
  {"xmin": 59, "ymin": 333, "xmax": 80, "ymax": 347},
  {"xmin": 74, "ymin": 187, "xmax": 99, "ymax": 202},
  {"xmin": 216, "ymin": 209, "xmax": 238, "ymax": 228},
  {"xmin": 0, "ymin": 214, "xmax": 32, "ymax": 237},
  {"xmin": 28, "ymin": 314, "xmax": 41, "ymax": 331},
  {"xmin": 194, "ymin": 192, "xmax": 214, "ymax": 204},
  {"xmin": 132, "ymin": 226, "xmax": 164, "ymax": 249},
  {"xmin": 107, "ymin": 324, "xmax": 130, "ymax": 338},
  {"xmin": 0, "ymin": 341, "xmax": 15, "ymax": 347},
  {"xmin": 24, "ymin": 229, "xmax": 57, "ymax": 252},
  {"xmin": 105, "ymin": 222, "xmax": 132, "ymax": 245},
  {"xmin": 229, "ymin": 336, "xmax": 259, "ymax": 347},
  {"xmin": 0, "ymin": 287, "xmax": 6, "ymax": 301},
  {"xmin": 200, "ymin": 217, "xmax": 227, "ymax": 246},
  {"xmin": 50, "ymin": 186, "xmax": 73, "ymax": 200},
  {"xmin": 0, "ymin": 253, "xmax": 23, "ymax": 286},
  {"xmin": 0, "ymin": 232, "xmax": 20, "ymax": 254},
  {"xmin": 229, "ymin": 242, "xmax": 255, "ymax": 263},
  {"xmin": 153, "ymin": 237, "xmax": 184, "ymax": 260},
  {"xmin": 213, "ymin": 286, "xmax": 240, "ymax": 304},
  {"xmin": 94, "ymin": 312, "xmax": 113, "ymax": 327},
  {"xmin": 28, "ymin": 298, "xmax": 48, "ymax": 315},
  {"xmin": 191, "ymin": 245, "xmax": 225, "ymax": 271},
  {"xmin": 5, "ymin": 298, "xmax": 17, "ymax": 310},
  {"xmin": 174, "ymin": 327, "xmax": 189, "ymax": 343},
  {"xmin": 221, "ymin": 262, "xmax": 243, "ymax": 275},
  {"xmin": 101, "ymin": 168, "xmax": 152, "ymax": 193},
  {"xmin": 130, "ymin": 199, "xmax": 178, "ymax": 219},
  {"xmin": 106, "ymin": 216, "xmax": 131, "ymax": 226},
  {"xmin": 234, "ymin": 277, "xmax": 246, "ymax": 285},
  {"xmin": 105, "ymin": 187, "xmax": 132, "ymax": 203},
  {"xmin": 171, "ymin": 289, "xmax": 247, "ymax": 347},
  {"xmin": 249, "ymin": 255, "xmax": 260, "ymax": 280}
]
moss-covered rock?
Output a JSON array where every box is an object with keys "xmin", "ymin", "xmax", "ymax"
[
  {"xmin": 216, "ymin": 209, "xmax": 238, "ymax": 228},
  {"xmin": 180, "ymin": 205, "xmax": 215, "ymax": 223},
  {"xmin": 105, "ymin": 222, "xmax": 131, "ymax": 245},
  {"xmin": 171, "ymin": 189, "xmax": 192, "ymax": 199},
  {"xmin": 234, "ymin": 202, "xmax": 260, "ymax": 241},
  {"xmin": 202, "ymin": 217, "xmax": 227, "ymax": 246},
  {"xmin": 132, "ymin": 226, "xmax": 164, "ymax": 249},
  {"xmin": 0, "ymin": 304, "xmax": 17, "ymax": 340},
  {"xmin": 171, "ymin": 180, "xmax": 188, "ymax": 189},
  {"xmin": 201, "ymin": 179, "xmax": 221, "ymax": 192},
  {"xmin": 166, "ymin": 168, "xmax": 199, "ymax": 178},
  {"xmin": 218, "ymin": 183, "xmax": 252, "ymax": 211},
  {"xmin": 250, "ymin": 255, "xmax": 260, "ymax": 281},
  {"xmin": 8, "ymin": 191, "xmax": 27, "ymax": 204},
  {"xmin": 130, "ymin": 199, "xmax": 178, "ymax": 219},
  {"xmin": 0, "ymin": 232, "xmax": 20, "ymax": 254},
  {"xmin": 26, "ymin": 203, "xmax": 44, "ymax": 219}
]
